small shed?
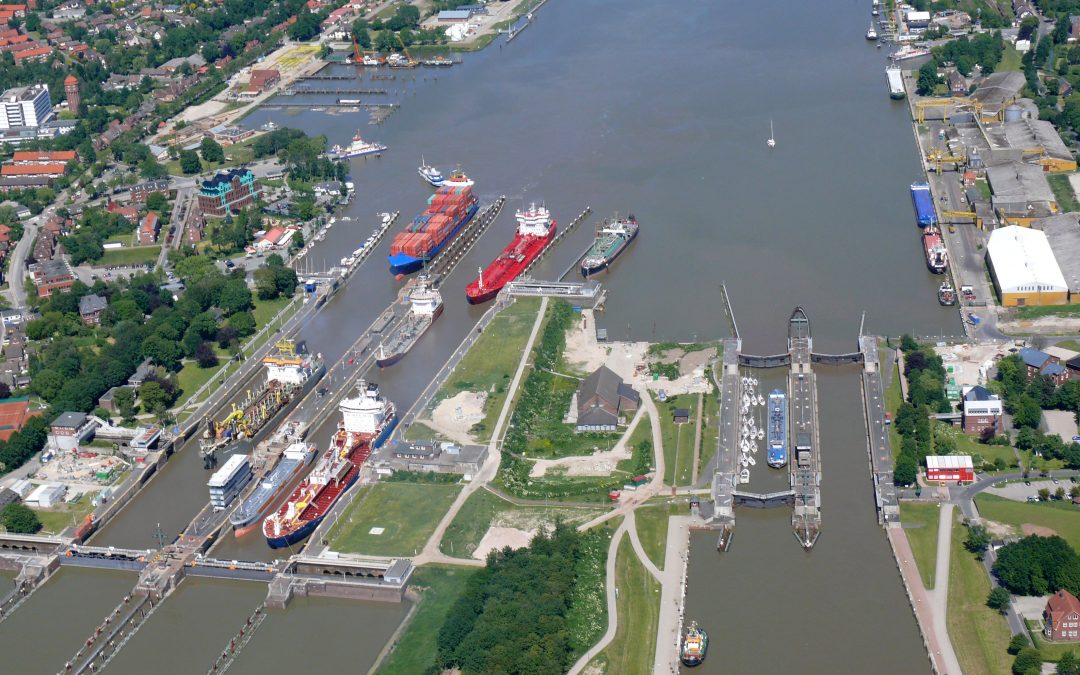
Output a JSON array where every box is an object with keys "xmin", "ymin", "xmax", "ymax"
[{"xmin": 673, "ymin": 408, "xmax": 690, "ymax": 424}]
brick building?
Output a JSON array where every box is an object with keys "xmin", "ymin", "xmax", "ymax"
[
  {"xmin": 961, "ymin": 385, "xmax": 1003, "ymax": 436},
  {"xmin": 1045, "ymin": 589, "xmax": 1080, "ymax": 642},
  {"xmin": 197, "ymin": 168, "xmax": 261, "ymax": 217}
]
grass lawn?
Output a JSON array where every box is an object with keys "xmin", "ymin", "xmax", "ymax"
[
  {"xmin": 652, "ymin": 393, "xmax": 695, "ymax": 486},
  {"xmin": 419, "ymin": 298, "xmax": 541, "ymax": 441},
  {"xmin": 1029, "ymin": 627, "xmax": 1080, "ymax": 663},
  {"xmin": 634, "ymin": 501, "xmax": 686, "ymax": 571},
  {"xmin": 377, "ymin": 565, "xmax": 479, "ymax": 675},
  {"xmin": 698, "ymin": 390, "xmax": 719, "ymax": 476},
  {"xmin": 999, "ymin": 44, "xmax": 1023, "ymax": 72},
  {"xmin": 596, "ymin": 537, "xmax": 660, "ymax": 675},
  {"xmin": 936, "ymin": 422, "xmax": 1018, "ymax": 470},
  {"xmin": 97, "ymin": 245, "xmax": 160, "ymax": 267},
  {"xmin": 402, "ymin": 422, "xmax": 450, "ymax": 443},
  {"xmin": 975, "ymin": 493, "xmax": 1080, "ymax": 550},
  {"xmin": 1017, "ymin": 304, "xmax": 1080, "ymax": 320},
  {"xmin": 329, "ymin": 482, "xmax": 461, "ymax": 556},
  {"xmin": 1055, "ymin": 339, "xmax": 1080, "ymax": 352},
  {"xmin": 439, "ymin": 488, "xmax": 605, "ymax": 558},
  {"xmin": 1049, "ymin": 174, "xmax": 1080, "ymax": 213},
  {"xmin": 616, "ymin": 414, "xmax": 654, "ymax": 475},
  {"xmin": 252, "ymin": 295, "xmax": 293, "ymax": 328},
  {"xmin": 947, "ymin": 510, "xmax": 1013, "ymax": 675},
  {"xmin": 900, "ymin": 502, "xmax": 941, "ymax": 589},
  {"xmin": 884, "ymin": 350, "xmax": 904, "ymax": 459},
  {"xmin": 176, "ymin": 358, "xmax": 224, "ymax": 402},
  {"xmin": 33, "ymin": 493, "xmax": 98, "ymax": 534},
  {"xmin": 976, "ymin": 179, "xmax": 992, "ymax": 202}
]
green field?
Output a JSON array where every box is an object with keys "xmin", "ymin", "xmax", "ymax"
[
  {"xmin": 416, "ymin": 298, "xmax": 541, "ymax": 441},
  {"xmin": 439, "ymin": 487, "xmax": 605, "ymax": 558},
  {"xmin": 884, "ymin": 351, "xmax": 904, "ymax": 459},
  {"xmin": 595, "ymin": 537, "xmax": 660, "ymax": 674},
  {"xmin": 653, "ymin": 393, "xmax": 695, "ymax": 486},
  {"xmin": 33, "ymin": 493, "xmax": 98, "ymax": 535},
  {"xmin": 976, "ymin": 493, "xmax": 1080, "ymax": 550},
  {"xmin": 1049, "ymin": 174, "xmax": 1080, "ymax": 213},
  {"xmin": 252, "ymin": 295, "xmax": 293, "ymax": 328},
  {"xmin": 999, "ymin": 44, "xmax": 1023, "ymax": 72},
  {"xmin": 947, "ymin": 511, "xmax": 1013, "ymax": 675},
  {"xmin": 1029, "ymin": 626, "xmax": 1080, "ymax": 663},
  {"xmin": 329, "ymin": 482, "xmax": 461, "ymax": 556},
  {"xmin": 900, "ymin": 502, "xmax": 941, "ymax": 589},
  {"xmin": 1016, "ymin": 304, "xmax": 1080, "ymax": 320},
  {"xmin": 698, "ymin": 390, "xmax": 719, "ymax": 477},
  {"xmin": 936, "ymin": 422, "xmax": 1018, "ymax": 470},
  {"xmin": 1055, "ymin": 340, "xmax": 1080, "ymax": 352},
  {"xmin": 616, "ymin": 414, "xmax": 654, "ymax": 475},
  {"xmin": 176, "ymin": 359, "xmax": 224, "ymax": 401},
  {"xmin": 97, "ymin": 245, "xmax": 161, "ymax": 267},
  {"xmin": 634, "ymin": 501, "xmax": 686, "ymax": 571},
  {"xmin": 377, "ymin": 565, "xmax": 478, "ymax": 675}
]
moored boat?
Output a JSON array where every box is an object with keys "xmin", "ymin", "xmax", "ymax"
[
  {"xmin": 376, "ymin": 277, "xmax": 444, "ymax": 367},
  {"xmin": 441, "ymin": 166, "xmax": 474, "ymax": 188},
  {"xmin": 328, "ymin": 131, "xmax": 387, "ymax": 160},
  {"xmin": 910, "ymin": 182, "xmax": 937, "ymax": 228},
  {"xmin": 938, "ymin": 281, "xmax": 957, "ymax": 306},
  {"xmin": 866, "ymin": 22, "xmax": 878, "ymax": 40},
  {"xmin": 262, "ymin": 381, "xmax": 396, "ymax": 549},
  {"xmin": 680, "ymin": 621, "xmax": 708, "ymax": 667},
  {"xmin": 465, "ymin": 203, "xmax": 556, "ymax": 304},
  {"xmin": 891, "ymin": 45, "xmax": 931, "ymax": 61},
  {"xmin": 767, "ymin": 389, "xmax": 788, "ymax": 469},
  {"xmin": 418, "ymin": 159, "xmax": 444, "ymax": 187},
  {"xmin": 886, "ymin": 65, "xmax": 906, "ymax": 99},
  {"xmin": 923, "ymin": 225, "xmax": 948, "ymax": 273},
  {"xmin": 580, "ymin": 213, "xmax": 639, "ymax": 276},
  {"xmin": 230, "ymin": 442, "xmax": 317, "ymax": 537},
  {"xmin": 387, "ymin": 184, "xmax": 479, "ymax": 275}
]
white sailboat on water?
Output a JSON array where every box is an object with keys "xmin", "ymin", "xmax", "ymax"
[{"xmin": 767, "ymin": 120, "xmax": 776, "ymax": 148}]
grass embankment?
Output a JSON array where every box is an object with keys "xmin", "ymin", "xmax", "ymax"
[
  {"xmin": 947, "ymin": 511, "xmax": 1013, "ymax": 675},
  {"xmin": 999, "ymin": 44, "xmax": 1023, "ymax": 72},
  {"xmin": 414, "ymin": 297, "xmax": 541, "ymax": 442},
  {"xmin": 1056, "ymin": 339, "xmax": 1080, "ymax": 352},
  {"xmin": 976, "ymin": 493, "xmax": 1080, "ymax": 550},
  {"xmin": 883, "ymin": 349, "xmax": 904, "ymax": 459},
  {"xmin": 594, "ymin": 537, "xmax": 660, "ymax": 674},
  {"xmin": 634, "ymin": 501, "xmax": 686, "ymax": 571},
  {"xmin": 1049, "ymin": 174, "xmax": 1080, "ymax": 213},
  {"xmin": 438, "ymin": 488, "xmax": 605, "ymax": 559},
  {"xmin": 935, "ymin": 422, "xmax": 1018, "ymax": 470},
  {"xmin": 899, "ymin": 502, "xmax": 941, "ymax": 589},
  {"xmin": 698, "ymin": 390, "xmax": 719, "ymax": 476},
  {"xmin": 1016, "ymin": 304, "xmax": 1080, "ymax": 320},
  {"xmin": 616, "ymin": 414, "xmax": 653, "ymax": 475},
  {"xmin": 329, "ymin": 482, "xmax": 461, "ymax": 556},
  {"xmin": 97, "ymin": 245, "xmax": 161, "ymax": 268},
  {"xmin": 652, "ymin": 393, "xmax": 695, "ymax": 487},
  {"xmin": 377, "ymin": 565, "xmax": 478, "ymax": 675}
]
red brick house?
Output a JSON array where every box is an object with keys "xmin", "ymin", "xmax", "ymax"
[
  {"xmin": 1045, "ymin": 589, "xmax": 1080, "ymax": 642},
  {"xmin": 137, "ymin": 212, "xmax": 160, "ymax": 245},
  {"xmin": 247, "ymin": 69, "xmax": 280, "ymax": 94},
  {"xmin": 961, "ymin": 385, "xmax": 1003, "ymax": 436}
]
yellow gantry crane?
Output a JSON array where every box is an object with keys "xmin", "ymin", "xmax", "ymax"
[
  {"xmin": 926, "ymin": 148, "xmax": 966, "ymax": 173},
  {"xmin": 940, "ymin": 210, "xmax": 983, "ymax": 230},
  {"xmin": 915, "ymin": 97, "xmax": 984, "ymax": 124}
]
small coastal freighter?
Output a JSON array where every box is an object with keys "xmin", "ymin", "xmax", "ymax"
[
  {"xmin": 328, "ymin": 131, "xmax": 387, "ymax": 160},
  {"xmin": 229, "ymin": 442, "xmax": 317, "ymax": 537},
  {"xmin": 418, "ymin": 159, "xmax": 444, "ymax": 187},
  {"xmin": 938, "ymin": 281, "xmax": 957, "ymax": 306},
  {"xmin": 922, "ymin": 225, "xmax": 949, "ymax": 273},
  {"xmin": 200, "ymin": 340, "xmax": 325, "ymax": 470},
  {"xmin": 766, "ymin": 389, "xmax": 788, "ymax": 469},
  {"xmin": 680, "ymin": 621, "xmax": 709, "ymax": 667},
  {"xmin": 376, "ymin": 277, "xmax": 444, "ymax": 367},
  {"xmin": 886, "ymin": 65, "xmax": 906, "ymax": 100},
  {"xmin": 465, "ymin": 203, "xmax": 557, "ymax": 304},
  {"xmin": 263, "ymin": 381, "xmax": 397, "ymax": 549},
  {"xmin": 581, "ymin": 213, "xmax": 639, "ymax": 277}
]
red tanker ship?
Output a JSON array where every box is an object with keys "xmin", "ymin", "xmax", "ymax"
[{"xmin": 465, "ymin": 203, "xmax": 556, "ymax": 304}]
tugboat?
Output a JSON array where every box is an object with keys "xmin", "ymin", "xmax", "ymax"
[
  {"xmin": 680, "ymin": 621, "xmax": 709, "ymax": 667},
  {"xmin": 938, "ymin": 281, "xmax": 957, "ymax": 306},
  {"xmin": 441, "ymin": 166, "xmax": 475, "ymax": 188}
]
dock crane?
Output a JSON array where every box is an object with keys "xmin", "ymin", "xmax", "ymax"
[
  {"xmin": 915, "ymin": 97, "xmax": 983, "ymax": 124},
  {"xmin": 940, "ymin": 210, "xmax": 983, "ymax": 230},
  {"xmin": 395, "ymin": 33, "xmax": 417, "ymax": 68},
  {"xmin": 926, "ymin": 148, "xmax": 966, "ymax": 173}
]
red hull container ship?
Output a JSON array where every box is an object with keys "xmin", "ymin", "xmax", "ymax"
[{"xmin": 465, "ymin": 204, "xmax": 557, "ymax": 304}]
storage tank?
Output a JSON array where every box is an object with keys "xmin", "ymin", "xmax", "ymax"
[{"xmin": 1004, "ymin": 105, "xmax": 1023, "ymax": 122}]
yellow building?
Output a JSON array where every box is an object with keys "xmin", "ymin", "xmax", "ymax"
[{"xmin": 986, "ymin": 226, "xmax": 1069, "ymax": 306}]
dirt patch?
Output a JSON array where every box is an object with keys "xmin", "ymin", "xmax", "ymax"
[
  {"xmin": 1022, "ymin": 523, "xmax": 1058, "ymax": 537},
  {"xmin": 981, "ymin": 519, "xmax": 1014, "ymax": 539},
  {"xmin": 564, "ymin": 310, "xmax": 608, "ymax": 374},
  {"xmin": 998, "ymin": 316, "xmax": 1080, "ymax": 335},
  {"xmin": 473, "ymin": 526, "xmax": 535, "ymax": 560},
  {"xmin": 426, "ymin": 391, "xmax": 487, "ymax": 445},
  {"xmin": 528, "ymin": 446, "xmax": 630, "ymax": 477}
]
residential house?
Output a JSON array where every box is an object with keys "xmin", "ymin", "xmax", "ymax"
[
  {"xmin": 32, "ymin": 259, "xmax": 74, "ymax": 297},
  {"xmin": 78, "ymin": 293, "xmax": 107, "ymax": 326},
  {"xmin": 574, "ymin": 365, "xmax": 640, "ymax": 432},
  {"xmin": 0, "ymin": 163, "xmax": 66, "ymax": 178},
  {"xmin": 1019, "ymin": 347, "xmax": 1070, "ymax": 386},
  {"xmin": 137, "ymin": 211, "xmax": 160, "ymax": 245},
  {"xmin": 1045, "ymin": 589, "xmax": 1080, "ymax": 642},
  {"xmin": 130, "ymin": 179, "xmax": 170, "ymax": 203}
]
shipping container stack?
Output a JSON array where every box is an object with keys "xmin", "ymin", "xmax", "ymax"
[{"xmin": 389, "ymin": 186, "xmax": 477, "ymax": 260}]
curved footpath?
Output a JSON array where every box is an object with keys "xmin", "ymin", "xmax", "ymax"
[{"xmin": 567, "ymin": 519, "xmax": 628, "ymax": 675}]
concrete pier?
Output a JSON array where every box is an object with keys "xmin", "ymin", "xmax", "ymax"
[
  {"xmin": 709, "ymin": 336, "xmax": 741, "ymax": 551},
  {"xmin": 859, "ymin": 336, "xmax": 899, "ymax": 524}
]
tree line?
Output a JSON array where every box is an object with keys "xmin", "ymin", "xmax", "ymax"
[{"xmin": 893, "ymin": 335, "xmax": 949, "ymax": 485}]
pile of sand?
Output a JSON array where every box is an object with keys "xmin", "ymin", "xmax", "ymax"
[
  {"xmin": 563, "ymin": 310, "xmax": 608, "ymax": 374},
  {"xmin": 427, "ymin": 391, "xmax": 488, "ymax": 445}
]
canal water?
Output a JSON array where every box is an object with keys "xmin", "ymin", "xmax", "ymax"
[{"xmin": 8, "ymin": 0, "xmax": 948, "ymax": 669}]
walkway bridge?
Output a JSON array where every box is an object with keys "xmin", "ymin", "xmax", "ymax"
[
  {"xmin": 733, "ymin": 490, "xmax": 795, "ymax": 507},
  {"xmin": 505, "ymin": 277, "xmax": 603, "ymax": 305}
]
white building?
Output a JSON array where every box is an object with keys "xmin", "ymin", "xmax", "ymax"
[
  {"xmin": 906, "ymin": 10, "xmax": 931, "ymax": 29},
  {"xmin": 0, "ymin": 84, "xmax": 53, "ymax": 130},
  {"xmin": 26, "ymin": 482, "xmax": 66, "ymax": 508},
  {"xmin": 986, "ymin": 225, "xmax": 1069, "ymax": 306}
]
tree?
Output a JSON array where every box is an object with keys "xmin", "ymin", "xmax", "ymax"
[
  {"xmin": 200, "ymin": 137, "xmax": 224, "ymax": 164},
  {"xmin": 965, "ymin": 524, "xmax": 991, "ymax": 557},
  {"xmin": 195, "ymin": 341, "xmax": 219, "ymax": 368},
  {"xmin": 1059, "ymin": 651, "xmax": 1080, "ymax": 675},
  {"xmin": 1057, "ymin": 487, "xmax": 1067, "ymax": 501},
  {"xmin": 894, "ymin": 452, "xmax": 918, "ymax": 486},
  {"xmin": 227, "ymin": 311, "xmax": 255, "ymax": 337},
  {"xmin": 216, "ymin": 325, "xmax": 239, "ymax": 349},
  {"xmin": 218, "ymin": 278, "xmax": 253, "ymax": 315},
  {"xmin": 179, "ymin": 150, "xmax": 201, "ymax": 175},
  {"xmin": 1008, "ymin": 634, "xmax": 1029, "ymax": 655},
  {"xmin": 993, "ymin": 535, "xmax": 1080, "ymax": 596},
  {"xmin": 0, "ymin": 503, "xmax": 41, "ymax": 534},
  {"xmin": 139, "ymin": 158, "xmax": 168, "ymax": 180},
  {"xmin": 142, "ymin": 334, "xmax": 182, "ymax": 370},
  {"xmin": 917, "ymin": 60, "xmax": 939, "ymax": 96},
  {"xmin": 1013, "ymin": 647, "xmax": 1043, "ymax": 675},
  {"xmin": 987, "ymin": 586, "xmax": 1011, "ymax": 612},
  {"xmin": 1039, "ymin": 488, "xmax": 1052, "ymax": 502},
  {"xmin": 146, "ymin": 192, "xmax": 168, "ymax": 212},
  {"xmin": 138, "ymin": 380, "xmax": 170, "ymax": 412},
  {"xmin": 1013, "ymin": 394, "xmax": 1042, "ymax": 429},
  {"xmin": 113, "ymin": 387, "xmax": 137, "ymax": 421}
]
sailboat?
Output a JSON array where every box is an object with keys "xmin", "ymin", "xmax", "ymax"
[{"xmin": 767, "ymin": 120, "xmax": 776, "ymax": 148}]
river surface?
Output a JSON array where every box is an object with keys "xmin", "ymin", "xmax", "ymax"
[{"xmin": 10, "ymin": 0, "xmax": 949, "ymax": 669}]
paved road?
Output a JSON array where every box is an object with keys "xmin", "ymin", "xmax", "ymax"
[
  {"xmin": 156, "ymin": 187, "xmax": 193, "ymax": 271},
  {"xmin": 7, "ymin": 214, "xmax": 41, "ymax": 308},
  {"xmin": 415, "ymin": 297, "xmax": 550, "ymax": 564},
  {"xmin": 890, "ymin": 525, "xmax": 961, "ymax": 675},
  {"xmin": 928, "ymin": 503, "xmax": 962, "ymax": 675}
]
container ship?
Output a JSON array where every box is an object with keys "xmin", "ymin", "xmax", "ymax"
[
  {"xmin": 200, "ymin": 340, "xmax": 326, "ymax": 469},
  {"xmin": 910, "ymin": 183, "xmax": 937, "ymax": 228},
  {"xmin": 387, "ymin": 185, "xmax": 479, "ymax": 275},
  {"xmin": 328, "ymin": 131, "xmax": 386, "ymax": 160},
  {"xmin": 766, "ymin": 389, "xmax": 788, "ymax": 469},
  {"xmin": 680, "ymin": 621, "xmax": 708, "ymax": 667},
  {"xmin": 229, "ymin": 442, "xmax": 317, "ymax": 537},
  {"xmin": 581, "ymin": 213, "xmax": 639, "ymax": 277},
  {"xmin": 922, "ymin": 225, "xmax": 948, "ymax": 273},
  {"xmin": 465, "ymin": 203, "xmax": 556, "ymax": 304},
  {"xmin": 377, "ymin": 277, "xmax": 443, "ymax": 367},
  {"xmin": 262, "ymin": 380, "xmax": 396, "ymax": 549}
]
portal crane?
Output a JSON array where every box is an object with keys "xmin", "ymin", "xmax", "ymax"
[{"xmin": 940, "ymin": 210, "xmax": 983, "ymax": 230}]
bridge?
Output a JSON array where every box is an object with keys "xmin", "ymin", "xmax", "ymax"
[
  {"xmin": 266, "ymin": 556, "xmax": 413, "ymax": 608},
  {"xmin": 61, "ymin": 545, "xmax": 152, "ymax": 571},
  {"xmin": 733, "ymin": 490, "xmax": 796, "ymax": 507},
  {"xmin": 505, "ymin": 278, "xmax": 604, "ymax": 305}
]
